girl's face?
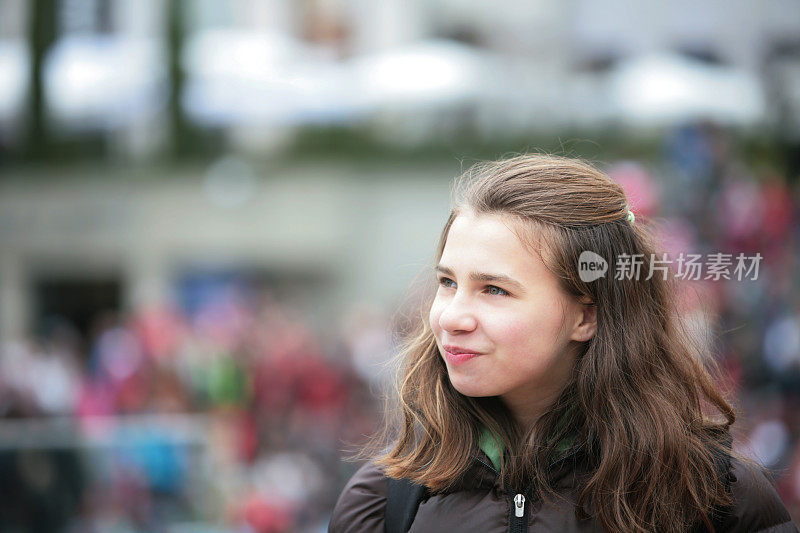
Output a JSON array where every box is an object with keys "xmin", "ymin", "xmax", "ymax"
[{"xmin": 429, "ymin": 212, "xmax": 595, "ymax": 420}]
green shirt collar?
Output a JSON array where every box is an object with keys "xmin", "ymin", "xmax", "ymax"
[
  {"xmin": 479, "ymin": 427, "xmax": 504, "ymax": 471},
  {"xmin": 478, "ymin": 408, "xmax": 577, "ymax": 471}
]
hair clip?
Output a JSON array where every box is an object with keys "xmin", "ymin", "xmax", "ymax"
[{"xmin": 627, "ymin": 210, "xmax": 635, "ymax": 223}]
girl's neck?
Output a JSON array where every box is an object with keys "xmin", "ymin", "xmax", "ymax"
[{"xmin": 501, "ymin": 394, "xmax": 550, "ymax": 434}]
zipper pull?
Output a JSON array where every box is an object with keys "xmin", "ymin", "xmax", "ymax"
[{"xmin": 514, "ymin": 493, "xmax": 525, "ymax": 518}]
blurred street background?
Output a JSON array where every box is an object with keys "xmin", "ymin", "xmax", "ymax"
[{"xmin": 1, "ymin": 0, "xmax": 800, "ymax": 531}]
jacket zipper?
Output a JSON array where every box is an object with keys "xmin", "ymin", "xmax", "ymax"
[
  {"xmin": 474, "ymin": 456, "xmax": 529, "ymax": 533},
  {"xmin": 514, "ymin": 494, "xmax": 525, "ymax": 517},
  {"xmin": 474, "ymin": 445, "xmax": 582, "ymax": 533},
  {"xmin": 510, "ymin": 493, "xmax": 527, "ymax": 533}
]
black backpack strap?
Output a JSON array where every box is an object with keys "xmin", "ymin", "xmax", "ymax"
[{"xmin": 385, "ymin": 477, "xmax": 429, "ymax": 533}]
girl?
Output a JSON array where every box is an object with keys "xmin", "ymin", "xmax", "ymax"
[{"xmin": 329, "ymin": 155, "xmax": 796, "ymax": 532}]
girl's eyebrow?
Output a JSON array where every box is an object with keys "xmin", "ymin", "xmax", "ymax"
[{"xmin": 435, "ymin": 265, "xmax": 526, "ymax": 294}]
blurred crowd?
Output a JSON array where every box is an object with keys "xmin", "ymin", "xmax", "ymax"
[
  {"xmin": 0, "ymin": 293, "xmax": 390, "ymax": 532},
  {"xmin": 1, "ymin": 125, "xmax": 800, "ymax": 531}
]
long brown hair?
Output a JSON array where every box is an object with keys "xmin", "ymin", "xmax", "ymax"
[{"xmin": 363, "ymin": 154, "xmax": 743, "ymax": 532}]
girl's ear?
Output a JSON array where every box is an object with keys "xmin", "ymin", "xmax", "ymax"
[{"xmin": 570, "ymin": 297, "xmax": 597, "ymax": 342}]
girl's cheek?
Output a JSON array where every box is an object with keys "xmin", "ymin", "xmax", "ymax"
[
  {"xmin": 493, "ymin": 323, "xmax": 522, "ymax": 344},
  {"xmin": 484, "ymin": 308, "xmax": 520, "ymax": 334}
]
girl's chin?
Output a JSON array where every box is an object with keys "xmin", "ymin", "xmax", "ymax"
[{"xmin": 448, "ymin": 375, "xmax": 496, "ymax": 398}]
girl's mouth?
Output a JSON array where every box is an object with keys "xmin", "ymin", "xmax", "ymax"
[{"xmin": 443, "ymin": 349, "xmax": 482, "ymax": 365}]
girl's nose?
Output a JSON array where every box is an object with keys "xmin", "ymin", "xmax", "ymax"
[{"xmin": 438, "ymin": 295, "xmax": 478, "ymax": 333}]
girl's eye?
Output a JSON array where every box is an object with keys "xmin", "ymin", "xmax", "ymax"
[
  {"xmin": 438, "ymin": 277, "xmax": 456, "ymax": 288},
  {"xmin": 486, "ymin": 285, "xmax": 509, "ymax": 296}
]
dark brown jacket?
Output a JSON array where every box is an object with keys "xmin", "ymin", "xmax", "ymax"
[{"xmin": 329, "ymin": 447, "xmax": 797, "ymax": 532}]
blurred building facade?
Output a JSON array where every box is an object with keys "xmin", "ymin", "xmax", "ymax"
[
  {"xmin": 2, "ymin": 0, "xmax": 800, "ymax": 157},
  {"xmin": 0, "ymin": 160, "xmax": 453, "ymax": 343}
]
